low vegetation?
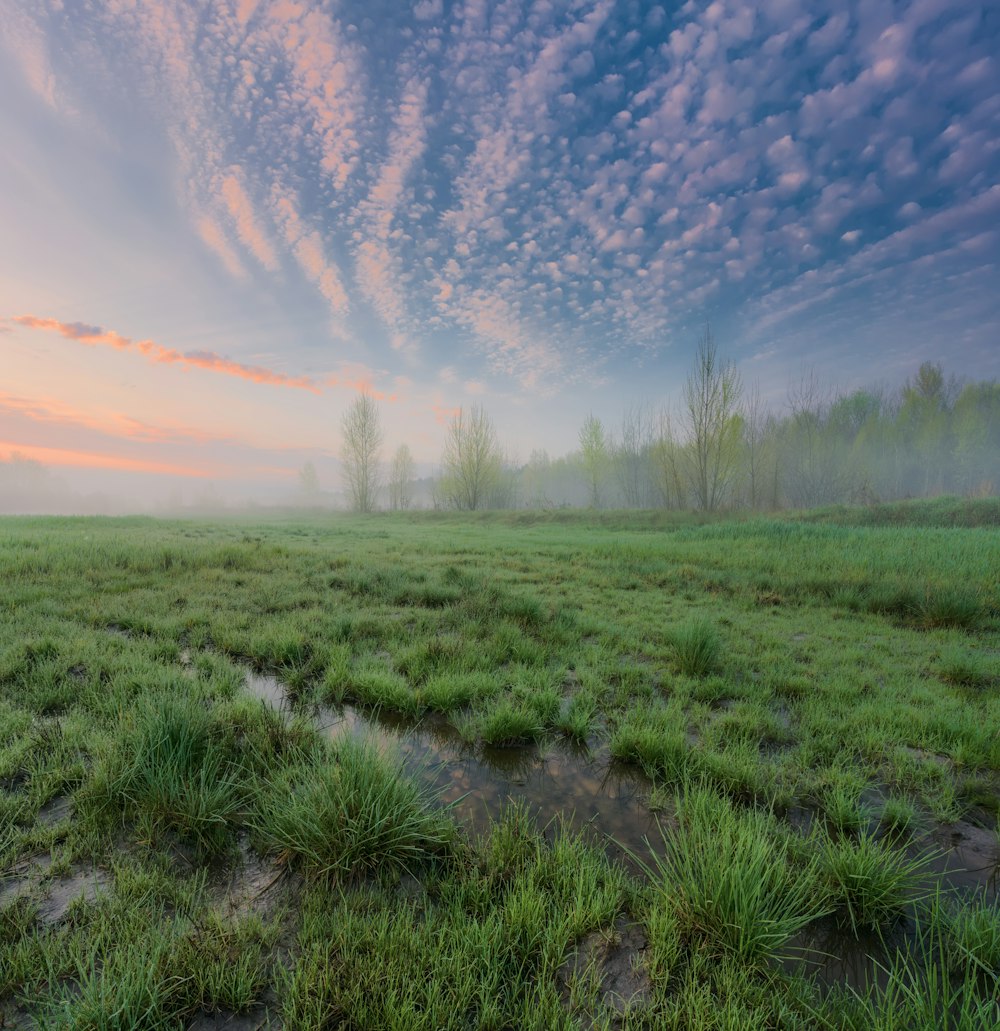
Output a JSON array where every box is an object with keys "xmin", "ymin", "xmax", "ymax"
[{"xmin": 1, "ymin": 500, "xmax": 997, "ymax": 1027}]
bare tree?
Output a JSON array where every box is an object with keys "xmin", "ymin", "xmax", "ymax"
[
  {"xmin": 578, "ymin": 414, "xmax": 608, "ymax": 508},
  {"xmin": 742, "ymin": 381, "xmax": 771, "ymax": 511},
  {"xmin": 341, "ymin": 393, "xmax": 383, "ymax": 512},
  {"xmin": 782, "ymin": 370, "xmax": 848, "ymax": 507},
  {"xmin": 649, "ymin": 408, "xmax": 686, "ymax": 509},
  {"xmin": 440, "ymin": 405, "xmax": 502, "ymax": 510},
  {"xmin": 682, "ymin": 327, "xmax": 743, "ymax": 511},
  {"xmin": 388, "ymin": 443, "xmax": 415, "ymax": 511},
  {"xmin": 613, "ymin": 404, "xmax": 654, "ymax": 508}
]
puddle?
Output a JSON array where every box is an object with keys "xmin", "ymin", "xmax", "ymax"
[
  {"xmin": 242, "ymin": 669, "xmax": 662, "ymax": 867},
  {"xmin": 240, "ymin": 668, "xmax": 998, "ymax": 996}
]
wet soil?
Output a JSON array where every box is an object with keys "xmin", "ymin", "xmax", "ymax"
[{"xmin": 239, "ymin": 667, "xmax": 998, "ymax": 994}]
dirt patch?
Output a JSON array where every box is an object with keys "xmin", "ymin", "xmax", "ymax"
[
  {"xmin": 0, "ymin": 999, "xmax": 37, "ymax": 1029},
  {"xmin": 557, "ymin": 916, "xmax": 651, "ymax": 1028},
  {"xmin": 2, "ymin": 861, "xmax": 108, "ymax": 926},
  {"xmin": 185, "ymin": 1008, "xmax": 275, "ymax": 1030},
  {"xmin": 210, "ymin": 836, "xmax": 288, "ymax": 921},
  {"xmin": 37, "ymin": 868, "xmax": 109, "ymax": 924},
  {"xmin": 36, "ymin": 796, "xmax": 73, "ymax": 828}
]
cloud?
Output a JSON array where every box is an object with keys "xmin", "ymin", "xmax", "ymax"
[
  {"xmin": 14, "ymin": 315, "xmax": 321, "ymax": 392},
  {"xmin": 217, "ymin": 170, "xmax": 279, "ymax": 271},
  {"xmin": 7, "ymin": 0, "xmax": 1000, "ymax": 396},
  {"xmin": 0, "ymin": 439, "xmax": 213, "ymax": 478}
]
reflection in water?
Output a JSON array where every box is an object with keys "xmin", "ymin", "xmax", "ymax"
[
  {"xmin": 315, "ymin": 700, "xmax": 666, "ymax": 869},
  {"xmin": 242, "ymin": 669, "xmax": 998, "ymax": 992},
  {"xmin": 241, "ymin": 670, "xmax": 665, "ymax": 867}
]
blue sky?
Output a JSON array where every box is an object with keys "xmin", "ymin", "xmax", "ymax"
[{"xmin": 1, "ymin": 0, "xmax": 998, "ymax": 498}]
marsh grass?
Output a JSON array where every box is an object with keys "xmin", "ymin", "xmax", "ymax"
[
  {"xmin": 640, "ymin": 785, "xmax": 830, "ymax": 967},
  {"xmin": 251, "ymin": 737, "xmax": 454, "ymax": 879},
  {"xmin": 667, "ymin": 618, "xmax": 721, "ymax": 677},
  {"xmin": 0, "ymin": 506, "xmax": 996, "ymax": 1027},
  {"xmin": 819, "ymin": 831, "xmax": 932, "ymax": 933},
  {"xmin": 77, "ymin": 692, "xmax": 246, "ymax": 856}
]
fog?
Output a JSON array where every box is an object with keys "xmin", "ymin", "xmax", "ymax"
[{"xmin": 3, "ymin": 361, "xmax": 998, "ymax": 518}]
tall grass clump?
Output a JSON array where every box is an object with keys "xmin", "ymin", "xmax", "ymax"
[
  {"xmin": 642, "ymin": 784, "xmax": 829, "ymax": 966},
  {"xmin": 819, "ymin": 831, "xmax": 930, "ymax": 933},
  {"xmin": 668, "ymin": 618, "xmax": 721, "ymax": 677},
  {"xmin": 78, "ymin": 691, "xmax": 245, "ymax": 855},
  {"xmin": 252, "ymin": 738, "xmax": 454, "ymax": 879}
]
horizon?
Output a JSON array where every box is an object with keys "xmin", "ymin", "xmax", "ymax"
[{"xmin": 2, "ymin": 0, "xmax": 998, "ymax": 508}]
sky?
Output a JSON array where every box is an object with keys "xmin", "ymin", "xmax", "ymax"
[{"xmin": 1, "ymin": 0, "xmax": 998, "ymax": 505}]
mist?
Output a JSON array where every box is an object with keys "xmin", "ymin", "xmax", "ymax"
[{"xmin": 4, "ymin": 359, "xmax": 997, "ymax": 519}]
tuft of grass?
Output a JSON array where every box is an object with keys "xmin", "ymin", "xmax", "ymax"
[
  {"xmin": 610, "ymin": 703, "xmax": 694, "ymax": 782},
  {"xmin": 553, "ymin": 691, "xmax": 596, "ymax": 741},
  {"xmin": 77, "ymin": 691, "xmax": 245, "ymax": 855},
  {"xmin": 917, "ymin": 589, "xmax": 983, "ymax": 630},
  {"xmin": 819, "ymin": 831, "xmax": 930, "ymax": 933},
  {"xmin": 640, "ymin": 785, "xmax": 829, "ymax": 967},
  {"xmin": 477, "ymin": 699, "xmax": 544, "ymax": 747},
  {"xmin": 251, "ymin": 738, "xmax": 454, "ymax": 879},
  {"xmin": 667, "ymin": 618, "xmax": 720, "ymax": 677},
  {"xmin": 879, "ymin": 795, "xmax": 919, "ymax": 834},
  {"xmin": 936, "ymin": 644, "xmax": 991, "ymax": 688},
  {"xmin": 422, "ymin": 671, "xmax": 497, "ymax": 713}
]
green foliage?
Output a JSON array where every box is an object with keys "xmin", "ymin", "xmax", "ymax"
[
  {"xmin": 819, "ymin": 832, "xmax": 930, "ymax": 932},
  {"xmin": 642, "ymin": 786, "xmax": 829, "ymax": 967},
  {"xmin": 77, "ymin": 691, "xmax": 246, "ymax": 855}
]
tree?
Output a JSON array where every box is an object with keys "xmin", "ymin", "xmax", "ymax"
[
  {"xmin": 341, "ymin": 393, "xmax": 383, "ymax": 512},
  {"xmin": 613, "ymin": 405, "xmax": 654, "ymax": 508},
  {"xmin": 297, "ymin": 461, "xmax": 320, "ymax": 503},
  {"xmin": 682, "ymin": 327, "xmax": 743, "ymax": 511},
  {"xmin": 440, "ymin": 405, "xmax": 502, "ymax": 510},
  {"xmin": 388, "ymin": 444, "xmax": 415, "ymax": 511},
  {"xmin": 782, "ymin": 370, "xmax": 849, "ymax": 507},
  {"xmin": 742, "ymin": 381, "xmax": 773, "ymax": 511},
  {"xmin": 578, "ymin": 415, "xmax": 608, "ymax": 508}
]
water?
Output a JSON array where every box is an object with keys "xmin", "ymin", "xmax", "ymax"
[
  {"xmin": 241, "ymin": 669, "xmax": 998, "ymax": 992},
  {"xmin": 243, "ymin": 670, "xmax": 665, "ymax": 867}
]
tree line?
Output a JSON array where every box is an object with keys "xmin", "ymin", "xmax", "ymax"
[{"xmin": 335, "ymin": 332, "xmax": 1000, "ymax": 513}]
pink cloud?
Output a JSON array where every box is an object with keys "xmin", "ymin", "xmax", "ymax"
[
  {"xmin": 14, "ymin": 315, "xmax": 321, "ymax": 392},
  {"xmin": 218, "ymin": 171, "xmax": 279, "ymax": 271}
]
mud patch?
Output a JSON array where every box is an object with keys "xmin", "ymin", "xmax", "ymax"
[
  {"xmin": 36, "ymin": 796, "xmax": 73, "ymax": 828},
  {"xmin": 557, "ymin": 917, "xmax": 651, "ymax": 1027},
  {"xmin": 36, "ymin": 867, "xmax": 109, "ymax": 924},
  {"xmin": 211, "ymin": 836, "xmax": 287, "ymax": 921},
  {"xmin": 185, "ymin": 1008, "xmax": 274, "ymax": 1030}
]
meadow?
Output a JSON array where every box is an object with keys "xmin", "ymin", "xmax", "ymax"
[{"xmin": 0, "ymin": 499, "xmax": 997, "ymax": 1029}]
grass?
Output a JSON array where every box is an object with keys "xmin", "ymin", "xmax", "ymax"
[
  {"xmin": 0, "ymin": 501, "xmax": 996, "ymax": 1026},
  {"xmin": 819, "ymin": 831, "xmax": 931, "ymax": 932},
  {"xmin": 641, "ymin": 784, "xmax": 830, "ymax": 967},
  {"xmin": 251, "ymin": 737, "xmax": 455, "ymax": 879},
  {"xmin": 668, "ymin": 618, "xmax": 721, "ymax": 677}
]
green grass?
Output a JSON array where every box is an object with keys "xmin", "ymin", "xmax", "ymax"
[
  {"xmin": 251, "ymin": 737, "xmax": 455, "ymax": 879},
  {"xmin": 0, "ymin": 503, "xmax": 996, "ymax": 1026},
  {"xmin": 640, "ymin": 784, "xmax": 830, "ymax": 967}
]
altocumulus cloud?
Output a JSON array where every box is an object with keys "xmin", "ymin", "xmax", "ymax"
[{"xmin": 2, "ymin": 0, "xmax": 998, "ymax": 389}]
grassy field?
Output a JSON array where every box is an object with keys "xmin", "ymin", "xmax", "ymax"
[{"xmin": 1, "ymin": 500, "xmax": 998, "ymax": 1029}]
